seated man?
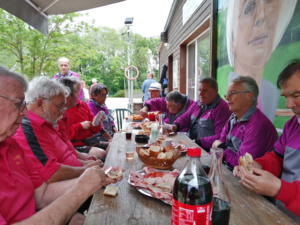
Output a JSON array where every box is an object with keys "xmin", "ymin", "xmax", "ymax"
[
  {"xmin": 57, "ymin": 77, "xmax": 108, "ymax": 158},
  {"xmin": 66, "ymin": 91, "xmax": 111, "ymax": 151},
  {"xmin": 183, "ymin": 77, "xmax": 231, "ymax": 151},
  {"xmin": 14, "ymin": 76, "xmax": 103, "ymax": 183},
  {"xmin": 88, "ymin": 83, "xmax": 117, "ymax": 142},
  {"xmin": 140, "ymin": 90, "xmax": 194, "ymax": 132},
  {"xmin": 0, "ymin": 66, "xmax": 122, "ymax": 225},
  {"xmin": 148, "ymin": 82, "xmax": 162, "ymax": 99},
  {"xmin": 212, "ymin": 76, "xmax": 278, "ymax": 170},
  {"xmin": 234, "ymin": 60, "xmax": 300, "ymax": 222}
]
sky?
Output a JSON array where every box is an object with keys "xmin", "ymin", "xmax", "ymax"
[{"xmin": 78, "ymin": 0, "xmax": 173, "ymax": 38}]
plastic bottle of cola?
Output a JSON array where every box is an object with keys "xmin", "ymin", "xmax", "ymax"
[{"xmin": 172, "ymin": 147, "xmax": 213, "ymax": 225}]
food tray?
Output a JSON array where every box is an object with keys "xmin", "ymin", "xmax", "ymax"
[
  {"xmin": 128, "ymin": 170, "xmax": 172, "ymax": 205},
  {"xmin": 136, "ymin": 147, "xmax": 180, "ymax": 169}
]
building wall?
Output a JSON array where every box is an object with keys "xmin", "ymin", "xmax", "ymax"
[{"xmin": 159, "ymin": 0, "xmax": 212, "ymax": 93}]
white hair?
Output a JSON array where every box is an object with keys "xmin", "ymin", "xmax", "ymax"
[
  {"xmin": 92, "ymin": 78, "xmax": 97, "ymax": 83},
  {"xmin": 26, "ymin": 76, "xmax": 69, "ymax": 105},
  {"xmin": 226, "ymin": 0, "xmax": 297, "ymax": 67},
  {"xmin": 57, "ymin": 57, "xmax": 70, "ymax": 65}
]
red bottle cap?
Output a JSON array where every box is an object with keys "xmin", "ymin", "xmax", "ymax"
[{"xmin": 187, "ymin": 147, "xmax": 201, "ymax": 157}]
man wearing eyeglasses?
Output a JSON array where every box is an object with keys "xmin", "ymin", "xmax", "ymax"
[
  {"xmin": 212, "ymin": 76, "xmax": 278, "ymax": 170},
  {"xmin": 233, "ymin": 60, "xmax": 300, "ymax": 222},
  {"xmin": 14, "ymin": 76, "xmax": 104, "ymax": 184},
  {"xmin": 0, "ymin": 66, "xmax": 123, "ymax": 224}
]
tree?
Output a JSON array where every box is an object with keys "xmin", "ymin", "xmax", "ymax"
[{"xmin": 0, "ymin": 9, "xmax": 96, "ymax": 79}]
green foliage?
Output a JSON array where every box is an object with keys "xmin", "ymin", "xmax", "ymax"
[
  {"xmin": 0, "ymin": 9, "xmax": 160, "ymax": 96},
  {"xmin": 113, "ymin": 90, "xmax": 125, "ymax": 97}
]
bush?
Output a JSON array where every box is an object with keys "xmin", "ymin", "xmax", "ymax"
[{"xmin": 113, "ymin": 90, "xmax": 125, "ymax": 97}]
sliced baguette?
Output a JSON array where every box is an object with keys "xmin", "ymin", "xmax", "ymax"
[
  {"xmin": 150, "ymin": 146, "xmax": 161, "ymax": 158},
  {"xmin": 103, "ymin": 186, "xmax": 119, "ymax": 196},
  {"xmin": 157, "ymin": 152, "xmax": 167, "ymax": 159}
]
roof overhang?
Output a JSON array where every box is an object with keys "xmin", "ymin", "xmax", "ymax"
[{"xmin": 0, "ymin": 0, "xmax": 125, "ymax": 35}]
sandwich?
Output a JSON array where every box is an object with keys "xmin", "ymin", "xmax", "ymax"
[
  {"xmin": 107, "ymin": 168, "xmax": 123, "ymax": 179},
  {"xmin": 239, "ymin": 153, "xmax": 253, "ymax": 173}
]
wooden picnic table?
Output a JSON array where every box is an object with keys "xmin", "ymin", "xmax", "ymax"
[{"xmin": 84, "ymin": 132, "xmax": 297, "ymax": 225}]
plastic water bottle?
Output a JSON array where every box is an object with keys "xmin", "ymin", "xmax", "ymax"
[{"xmin": 149, "ymin": 122, "xmax": 159, "ymax": 144}]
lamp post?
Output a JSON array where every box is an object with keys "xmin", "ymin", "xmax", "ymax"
[{"xmin": 125, "ymin": 17, "xmax": 134, "ymax": 111}]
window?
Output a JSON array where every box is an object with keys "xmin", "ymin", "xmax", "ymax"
[{"xmin": 187, "ymin": 29, "xmax": 210, "ymax": 100}]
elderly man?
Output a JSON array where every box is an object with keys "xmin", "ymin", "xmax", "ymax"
[
  {"xmin": 182, "ymin": 77, "xmax": 231, "ymax": 151},
  {"xmin": 0, "ymin": 66, "xmax": 121, "ymax": 224},
  {"xmin": 57, "ymin": 77, "xmax": 110, "ymax": 154},
  {"xmin": 234, "ymin": 60, "xmax": 300, "ymax": 222},
  {"xmin": 14, "ymin": 76, "xmax": 103, "ymax": 183},
  {"xmin": 212, "ymin": 76, "xmax": 278, "ymax": 170},
  {"xmin": 142, "ymin": 72, "xmax": 157, "ymax": 103},
  {"xmin": 148, "ymin": 82, "xmax": 162, "ymax": 99},
  {"xmin": 53, "ymin": 57, "xmax": 83, "ymax": 100},
  {"xmin": 140, "ymin": 90, "xmax": 194, "ymax": 132}
]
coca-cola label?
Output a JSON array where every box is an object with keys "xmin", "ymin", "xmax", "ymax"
[{"xmin": 172, "ymin": 198, "xmax": 212, "ymax": 225}]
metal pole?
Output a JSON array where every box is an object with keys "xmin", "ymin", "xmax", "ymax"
[{"xmin": 127, "ymin": 26, "xmax": 133, "ymax": 111}]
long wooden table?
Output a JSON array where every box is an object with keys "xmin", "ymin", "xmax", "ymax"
[{"xmin": 84, "ymin": 133, "xmax": 297, "ymax": 225}]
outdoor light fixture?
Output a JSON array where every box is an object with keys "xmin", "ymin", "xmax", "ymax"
[{"xmin": 125, "ymin": 17, "xmax": 134, "ymax": 26}]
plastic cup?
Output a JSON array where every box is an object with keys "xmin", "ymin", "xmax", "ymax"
[
  {"xmin": 125, "ymin": 131, "xmax": 132, "ymax": 140},
  {"xmin": 125, "ymin": 141, "xmax": 136, "ymax": 160}
]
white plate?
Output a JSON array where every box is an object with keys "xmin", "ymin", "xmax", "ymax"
[{"xmin": 128, "ymin": 170, "xmax": 172, "ymax": 205}]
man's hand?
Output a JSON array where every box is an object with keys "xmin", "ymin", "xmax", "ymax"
[
  {"xmin": 104, "ymin": 166, "xmax": 125, "ymax": 186},
  {"xmin": 84, "ymin": 159, "xmax": 104, "ymax": 168},
  {"xmin": 212, "ymin": 140, "xmax": 222, "ymax": 149},
  {"xmin": 170, "ymin": 124, "xmax": 177, "ymax": 132},
  {"xmin": 233, "ymin": 160, "xmax": 262, "ymax": 177},
  {"xmin": 81, "ymin": 121, "xmax": 91, "ymax": 129},
  {"xmin": 140, "ymin": 106, "xmax": 149, "ymax": 118},
  {"xmin": 75, "ymin": 165, "xmax": 106, "ymax": 195},
  {"xmin": 235, "ymin": 166, "xmax": 281, "ymax": 197},
  {"xmin": 86, "ymin": 155, "xmax": 98, "ymax": 161}
]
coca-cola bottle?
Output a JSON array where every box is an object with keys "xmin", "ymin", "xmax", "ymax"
[
  {"xmin": 208, "ymin": 148, "xmax": 231, "ymax": 225},
  {"xmin": 172, "ymin": 147, "xmax": 213, "ymax": 225}
]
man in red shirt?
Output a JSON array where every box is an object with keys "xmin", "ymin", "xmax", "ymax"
[
  {"xmin": 0, "ymin": 66, "xmax": 122, "ymax": 224},
  {"xmin": 14, "ymin": 76, "xmax": 103, "ymax": 183}
]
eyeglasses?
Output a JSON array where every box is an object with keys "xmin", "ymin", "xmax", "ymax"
[
  {"xmin": 99, "ymin": 94, "xmax": 108, "ymax": 97},
  {"xmin": 224, "ymin": 91, "xmax": 249, "ymax": 98},
  {"xmin": 46, "ymin": 99, "xmax": 67, "ymax": 113},
  {"xmin": 0, "ymin": 94, "xmax": 27, "ymax": 111}
]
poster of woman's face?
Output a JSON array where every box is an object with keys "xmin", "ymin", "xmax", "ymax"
[{"xmin": 216, "ymin": 0, "xmax": 300, "ymax": 127}]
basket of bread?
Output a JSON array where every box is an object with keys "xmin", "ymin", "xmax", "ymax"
[{"xmin": 136, "ymin": 144, "xmax": 180, "ymax": 169}]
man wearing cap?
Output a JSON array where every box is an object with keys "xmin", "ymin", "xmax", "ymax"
[
  {"xmin": 141, "ymin": 72, "xmax": 157, "ymax": 103},
  {"xmin": 140, "ymin": 90, "xmax": 195, "ymax": 132},
  {"xmin": 148, "ymin": 83, "xmax": 162, "ymax": 99}
]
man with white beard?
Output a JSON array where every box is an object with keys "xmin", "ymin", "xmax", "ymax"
[
  {"xmin": 233, "ymin": 60, "xmax": 300, "ymax": 223},
  {"xmin": 14, "ymin": 76, "xmax": 103, "ymax": 183}
]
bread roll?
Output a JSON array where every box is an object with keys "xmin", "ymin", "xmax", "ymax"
[
  {"xmin": 166, "ymin": 150, "xmax": 174, "ymax": 159},
  {"xmin": 107, "ymin": 168, "xmax": 123, "ymax": 179},
  {"xmin": 157, "ymin": 152, "xmax": 167, "ymax": 159},
  {"xmin": 150, "ymin": 146, "xmax": 161, "ymax": 158},
  {"xmin": 239, "ymin": 153, "xmax": 253, "ymax": 173},
  {"xmin": 139, "ymin": 148, "xmax": 150, "ymax": 156}
]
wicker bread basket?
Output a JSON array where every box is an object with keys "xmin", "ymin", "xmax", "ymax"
[{"xmin": 136, "ymin": 147, "xmax": 180, "ymax": 169}]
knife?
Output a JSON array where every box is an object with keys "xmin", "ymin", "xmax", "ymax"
[{"xmin": 105, "ymin": 167, "xmax": 112, "ymax": 175}]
